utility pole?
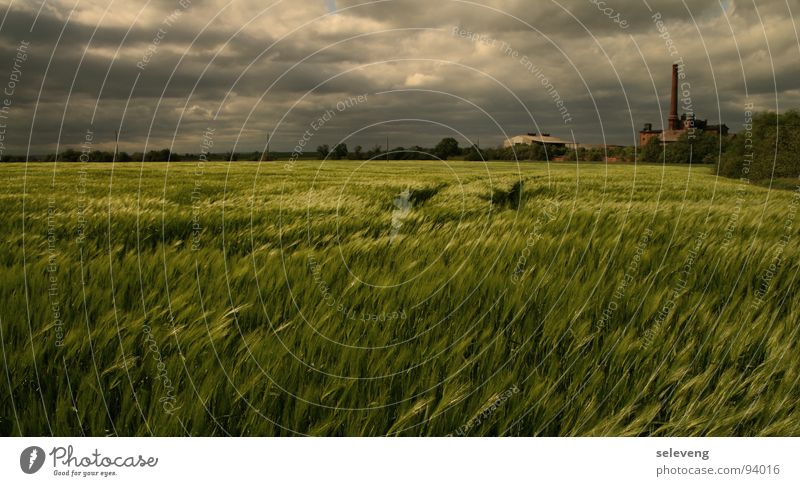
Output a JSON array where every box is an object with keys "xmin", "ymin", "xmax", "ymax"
[
  {"xmin": 260, "ymin": 129, "xmax": 271, "ymax": 162},
  {"xmin": 386, "ymin": 136, "xmax": 389, "ymax": 162}
]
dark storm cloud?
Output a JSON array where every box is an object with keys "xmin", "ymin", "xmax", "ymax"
[
  {"xmin": 336, "ymin": 0, "xmax": 723, "ymax": 36},
  {"xmin": 0, "ymin": 0, "xmax": 797, "ymax": 155}
]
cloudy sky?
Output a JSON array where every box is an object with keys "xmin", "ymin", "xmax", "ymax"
[{"xmin": 0, "ymin": 0, "xmax": 798, "ymax": 155}]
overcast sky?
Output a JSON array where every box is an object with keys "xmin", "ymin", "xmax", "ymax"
[{"xmin": 0, "ymin": 0, "xmax": 798, "ymax": 155}]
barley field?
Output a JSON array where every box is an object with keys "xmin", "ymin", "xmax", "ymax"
[{"xmin": 1, "ymin": 160, "xmax": 799, "ymax": 436}]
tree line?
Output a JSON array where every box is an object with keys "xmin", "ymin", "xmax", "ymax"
[
  {"xmin": 314, "ymin": 137, "xmax": 463, "ymax": 160},
  {"xmin": 717, "ymin": 110, "xmax": 800, "ymax": 182},
  {"xmin": 3, "ymin": 111, "xmax": 798, "ymax": 184}
]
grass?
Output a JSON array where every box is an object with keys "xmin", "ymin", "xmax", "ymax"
[{"xmin": 1, "ymin": 159, "xmax": 799, "ymax": 436}]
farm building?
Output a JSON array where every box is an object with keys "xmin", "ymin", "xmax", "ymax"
[{"xmin": 503, "ymin": 133, "xmax": 576, "ymax": 149}]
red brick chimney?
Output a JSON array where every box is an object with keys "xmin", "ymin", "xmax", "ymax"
[{"xmin": 668, "ymin": 64, "xmax": 680, "ymax": 131}]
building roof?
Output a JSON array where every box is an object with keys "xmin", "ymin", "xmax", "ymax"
[{"xmin": 505, "ymin": 133, "xmax": 572, "ymax": 146}]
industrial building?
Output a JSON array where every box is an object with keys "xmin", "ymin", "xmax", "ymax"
[{"xmin": 639, "ymin": 64, "xmax": 728, "ymax": 146}]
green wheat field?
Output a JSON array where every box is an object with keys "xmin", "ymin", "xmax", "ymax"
[{"xmin": 1, "ymin": 160, "xmax": 799, "ymax": 436}]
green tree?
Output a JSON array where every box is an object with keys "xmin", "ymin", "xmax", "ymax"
[
  {"xmin": 621, "ymin": 145, "xmax": 636, "ymax": 162},
  {"xmin": 464, "ymin": 144, "xmax": 484, "ymax": 161},
  {"xmin": 317, "ymin": 144, "xmax": 330, "ymax": 159},
  {"xmin": 661, "ymin": 131, "xmax": 724, "ymax": 164},
  {"xmin": 640, "ymin": 137, "xmax": 662, "ymax": 163},
  {"xmin": 434, "ymin": 137, "xmax": 460, "ymax": 160},
  {"xmin": 527, "ymin": 143, "xmax": 546, "ymax": 161},
  {"xmin": 719, "ymin": 110, "xmax": 800, "ymax": 181},
  {"xmin": 331, "ymin": 143, "xmax": 348, "ymax": 160},
  {"xmin": 365, "ymin": 145, "xmax": 383, "ymax": 159}
]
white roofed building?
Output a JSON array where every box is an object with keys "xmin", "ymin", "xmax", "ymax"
[{"xmin": 503, "ymin": 133, "xmax": 576, "ymax": 149}]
